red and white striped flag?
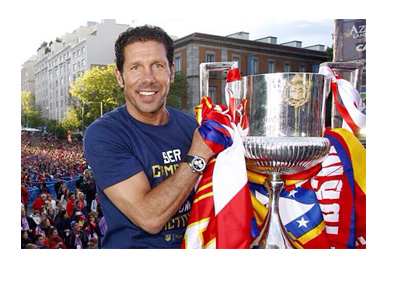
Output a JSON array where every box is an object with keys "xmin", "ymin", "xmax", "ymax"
[{"xmin": 182, "ymin": 69, "xmax": 255, "ymax": 249}]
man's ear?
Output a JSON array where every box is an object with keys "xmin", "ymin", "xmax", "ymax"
[
  {"xmin": 170, "ymin": 62, "xmax": 175, "ymax": 84},
  {"xmin": 115, "ymin": 68, "xmax": 125, "ymax": 89}
]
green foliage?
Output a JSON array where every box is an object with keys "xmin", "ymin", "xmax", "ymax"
[
  {"xmin": 167, "ymin": 73, "xmax": 188, "ymax": 110},
  {"xmin": 326, "ymin": 45, "xmax": 333, "ymax": 62},
  {"xmin": 60, "ymin": 105, "xmax": 82, "ymax": 131},
  {"xmin": 68, "ymin": 63, "xmax": 124, "ymax": 130},
  {"xmin": 21, "ymin": 91, "xmax": 44, "ymax": 128}
]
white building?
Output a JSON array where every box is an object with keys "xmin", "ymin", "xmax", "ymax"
[
  {"xmin": 33, "ymin": 19, "xmax": 129, "ymax": 121},
  {"xmin": 21, "ymin": 55, "xmax": 37, "ymax": 95}
]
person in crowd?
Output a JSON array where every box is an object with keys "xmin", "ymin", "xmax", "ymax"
[
  {"xmin": 30, "ymin": 209, "xmax": 42, "ymax": 226},
  {"xmin": 90, "ymin": 193, "xmax": 100, "ymax": 215},
  {"xmin": 97, "ymin": 206, "xmax": 106, "ymax": 248},
  {"xmin": 46, "ymin": 207, "xmax": 57, "ymax": 225},
  {"xmin": 44, "ymin": 227, "xmax": 67, "ymax": 249},
  {"xmin": 77, "ymin": 191, "xmax": 87, "ymax": 209},
  {"xmin": 33, "ymin": 193, "xmax": 47, "ymax": 214},
  {"xmin": 59, "ymin": 183, "xmax": 69, "ymax": 210},
  {"xmin": 87, "ymin": 237, "xmax": 99, "ymax": 249},
  {"xmin": 54, "ymin": 209, "xmax": 71, "ymax": 238},
  {"xmin": 21, "ymin": 230, "xmax": 32, "ymax": 249},
  {"xmin": 72, "ymin": 199, "xmax": 87, "ymax": 222},
  {"xmin": 46, "ymin": 194, "xmax": 56, "ymax": 210},
  {"xmin": 33, "ymin": 234, "xmax": 49, "ymax": 249},
  {"xmin": 54, "ymin": 200, "xmax": 64, "ymax": 216},
  {"xmin": 40, "ymin": 218, "xmax": 51, "ymax": 237},
  {"xmin": 21, "ymin": 184, "xmax": 28, "ymax": 211},
  {"xmin": 21, "ymin": 207, "xmax": 37, "ymax": 239},
  {"xmin": 65, "ymin": 221, "xmax": 88, "ymax": 249},
  {"xmin": 25, "ymin": 243, "xmax": 36, "ymax": 249},
  {"xmin": 54, "ymin": 176, "xmax": 63, "ymax": 200},
  {"xmin": 83, "ymin": 25, "xmax": 214, "ymax": 249},
  {"xmin": 83, "ymin": 212, "xmax": 101, "ymax": 241},
  {"xmin": 81, "ymin": 169, "xmax": 96, "ymax": 213},
  {"xmin": 66, "ymin": 192, "xmax": 76, "ymax": 218}
]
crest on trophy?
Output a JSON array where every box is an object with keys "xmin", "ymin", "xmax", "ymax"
[{"xmin": 283, "ymin": 73, "xmax": 311, "ymax": 108}]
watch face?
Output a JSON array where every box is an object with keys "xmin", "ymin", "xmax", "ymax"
[{"xmin": 192, "ymin": 157, "xmax": 206, "ymax": 172}]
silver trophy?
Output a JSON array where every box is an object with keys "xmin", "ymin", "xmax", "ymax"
[
  {"xmin": 200, "ymin": 63, "xmax": 330, "ymax": 249},
  {"xmin": 242, "ymin": 73, "xmax": 330, "ymax": 249}
]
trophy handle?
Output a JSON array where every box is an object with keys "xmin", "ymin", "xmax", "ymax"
[
  {"xmin": 319, "ymin": 61, "xmax": 364, "ymax": 91},
  {"xmin": 199, "ymin": 62, "xmax": 238, "ymax": 100},
  {"xmin": 319, "ymin": 61, "xmax": 364, "ymax": 130}
]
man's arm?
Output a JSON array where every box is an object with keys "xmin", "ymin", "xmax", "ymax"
[{"xmin": 103, "ymin": 129, "xmax": 214, "ymax": 234}]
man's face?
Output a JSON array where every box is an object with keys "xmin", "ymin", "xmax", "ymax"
[
  {"xmin": 115, "ymin": 40, "xmax": 175, "ymax": 122},
  {"xmin": 37, "ymin": 236, "xmax": 45, "ymax": 245},
  {"xmin": 73, "ymin": 223, "xmax": 80, "ymax": 231}
]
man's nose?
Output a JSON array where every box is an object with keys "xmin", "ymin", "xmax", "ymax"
[{"xmin": 141, "ymin": 67, "xmax": 156, "ymax": 84}]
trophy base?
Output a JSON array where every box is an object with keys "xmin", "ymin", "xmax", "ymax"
[
  {"xmin": 243, "ymin": 136, "xmax": 330, "ymax": 174},
  {"xmin": 260, "ymin": 173, "xmax": 296, "ymax": 249}
]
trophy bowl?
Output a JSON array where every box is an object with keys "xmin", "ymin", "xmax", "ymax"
[
  {"xmin": 241, "ymin": 72, "xmax": 330, "ymax": 249},
  {"xmin": 243, "ymin": 136, "xmax": 330, "ymax": 175}
]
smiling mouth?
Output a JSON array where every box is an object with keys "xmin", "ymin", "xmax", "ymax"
[{"xmin": 139, "ymin": 91, "xmax": 157, "ymax": 96}]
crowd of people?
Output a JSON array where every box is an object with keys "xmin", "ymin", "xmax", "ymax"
[{"xmin": 21, "ymin": 131, "xmax": 107, "ymax": 249}]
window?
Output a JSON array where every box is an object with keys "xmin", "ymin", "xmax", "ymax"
[
  {"xmin": 206, "ymin": 52, "xmax": 216, "ymax": 78},
  {"xmin": 248, "ymin": 56, "xmax": 259, "ymax": 75},
  {"xmin": 206, "ymin": 52, "xmax": 215, "ymax": 63},
  {"xmin": 268, "ymin": 60, "xmax": 275, "ymax": 73},
  {"xmin": 82, "ymin": 59, "xmax": 86, "ymax": 67},
  {"xmin": 232, "ymin": 55, "xmax": 240, "ymax": 69},
  {"xmin": 312, "ymin": 64, "xmax": 319, "ymax": 73},
  {"xmin": 284, "ymin": 63, "xmax": 291, "ymax": 72},
  {"xmin": 299, "ymin": 64, "xmax": 306, "ymax": 72},
  {"xmin": 175, "ymin": 55, "xmax": 182, "ymax": 74}
]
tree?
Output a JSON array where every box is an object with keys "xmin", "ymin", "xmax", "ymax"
[
  {"xmin": 168, "ymin": 73, "xmax": 188, "ymax": 110},
  {"xmin": 326, "ymin": 45, "xmax": 333, "ymax": 62},
  {"xmin": 68, "ymin": 63, "xmax": 124, "ymax": 130},
  {"xmin": 21, "ymin": 91, "xmax": 43, "ymax": 127},
  {"xmin": 60, "ymin": 105, "xmax": 82, "ymax": 132}
]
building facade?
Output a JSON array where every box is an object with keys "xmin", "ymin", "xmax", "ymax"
[
  {"xmin": 33, "ymin": 19, "xmax": 129, "ymax": 121},
  {"xmin": 21, "ymin": 55, "xmax": 37, "ymax": 95},
  {"xmin": 174, "ymin": 32, "xmax": 328, "ymax": 114}
]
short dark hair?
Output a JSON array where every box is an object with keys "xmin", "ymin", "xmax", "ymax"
[{"xmin": 115, "ymin": 25, "xmax": 174, "ymax": 73}]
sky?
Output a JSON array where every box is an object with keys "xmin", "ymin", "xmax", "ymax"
[
  {"xmin": 18, "ymin": 17, "xmax": 334, "ymax": 64},
  {"xmin": 13, "ymin": 0, "xmax": 336, "ymax": 65}
]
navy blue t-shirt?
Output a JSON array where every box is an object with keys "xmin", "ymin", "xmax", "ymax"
[{"xmin": 83, "ymin": 105, "xmax": 198, "ymax": 248}]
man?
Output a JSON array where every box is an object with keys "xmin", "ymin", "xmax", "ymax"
[
  {"xmin": 65, "ymin": 221, "xmax": 89, "ymax": 249},
  {"xmin": 66, "ymin": 193, "xmax": 76, "ymax": 218},
  {"xmin": 32, "ymin": 193, "xmax": 46, "ymax": 214},
  {"xmin": 33, "ymin": 234, "xmax": 49, "ymax": 249},
  {"xmin": 21, "ymin": 207, "xmax": 37, "ymax": 239},
  {"xmin": 84, "ymin": 25, "xmax": 214, "ymax": 248},
  {"xmin": 54, "ymin": 176, "xmax": 63, "ymax": 199}
]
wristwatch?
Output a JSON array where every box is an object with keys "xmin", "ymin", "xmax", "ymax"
[{"xmin": 183, "ymin": 155, "xmax": 206, "ymax": 173}]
